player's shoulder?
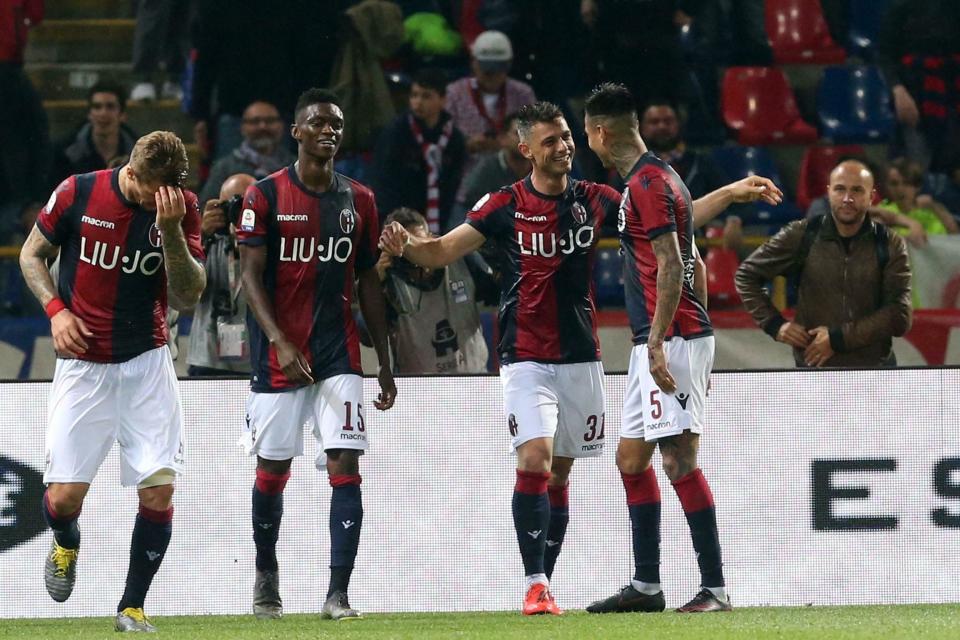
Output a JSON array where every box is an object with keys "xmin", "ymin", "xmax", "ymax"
[
  {"xmin": 575, "ymin": 179, "xmax": 621, "ymax": 202},
  {"xmin": 470, "ymin": 184, "xmax": 516, "ymax": 215},
  {"xmin": 338, "ymin": 173, "xmax": 374, "ymax": 200}
]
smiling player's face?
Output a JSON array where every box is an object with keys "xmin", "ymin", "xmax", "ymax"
[
  {"xmin": 293, "ymin": 103, "xmax": 344, "ymax": 161},
  {"xmin": 522, "ymin": 117, "xmax": 574, "ymax": 178}
]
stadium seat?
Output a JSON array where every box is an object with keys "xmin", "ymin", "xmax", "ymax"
[
  {"xmin": 848, "ymin": 0, "xmax": 893, "ymax": 58},
  {"xmin": 711, "ymin": 145, "xmax": 803, "ymax": 226},
  {"xmin": 593, "ymin": 247, "xmax": 624, "ymax": 307},
  {"xmin": 721, "ymin": 67, "xmax": 818, "ymax": 146},
  {"xmin": 816, "ymin": 65, "xmax": 896, "ymax": 143},
  {"xmin": 703, "ymin": 228, "xmax": 741, "ymax": 310},
  {"xmin": 766, "ymin": 0, "xmax": 846, "ymax": 65},
  {"xmin": 796, "ymin": 144, "xmax": 865, "ymax": 210}
]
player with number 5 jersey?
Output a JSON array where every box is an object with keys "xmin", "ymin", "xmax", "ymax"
[{"xmin": 236, "ymin": 88, "xmax": 396, "ymax": 622}]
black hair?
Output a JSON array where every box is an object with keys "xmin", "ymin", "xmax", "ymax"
[
  {"xmin": 412, "ymin": 68, "xmax": 448, "ymax": 95},
  {"xmin": 87, "ymin": 81, "xmax": 127, "ymax": 112},
  {"xmin": 502, "ymin": 110, "xmax": 521, "ymax": 132},
  {"xmin": 584, "ymin": 82, "xmax": 637, "ymax": 119},
  {"xmin": 294, "ymin": 88, "xmax": 341, "ymax": 119},
  {"xmin": 385, "ymin": 207, "xmax": 427, "ymax": 228},
  {"xmin": 515, "ymin": 101, "xmax": 564, "ymax": 139},
  {"xmin": 639, "ymin": 98, "xmax": 680, "ymax": 118}
]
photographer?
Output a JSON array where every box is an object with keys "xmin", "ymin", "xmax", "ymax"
[
  {"xmin": 377, "ymin": 207, "xmax": 497, "ymax": 374},
  {"xmin": 187, "ymin": 173, "xmax": 256, "ymax": 375}
]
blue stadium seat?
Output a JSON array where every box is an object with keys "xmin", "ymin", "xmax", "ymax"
[
  {"xmin": 817, "ymin": 65, "xmax": 896, "ymax": 143},
  {"xmin": 710, "ymin": 146, "xmax": 803, "ymax": 227},
  {"xmin": 848, "ymin": 0, "xmax": 893, "ymax": 59},
  {"xmin": 593, "ymin": 247, "xmax": 624, "ymax": 307}
]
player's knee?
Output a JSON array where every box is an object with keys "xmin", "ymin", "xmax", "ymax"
[
  {"xmin": 516, "ymin": 438, "xmax": 552, "ymax": 473},
  {"xmin": 46, "ymin": 486, "xmax": 85, "ymax": 516},
  {"xmin": 138, "ymin": 482, "xmax": 175, "ymax": 510},
  {"xmin": 549, "ymin": 457, "xmax": 574, "ymax": 485},
  {"xmin": 257, "ymin": 457, "xmax": 292, "ymax": 475},
  {"xmin": 326, "ymin": 449, "xmax": 360, "ymax": 475}
]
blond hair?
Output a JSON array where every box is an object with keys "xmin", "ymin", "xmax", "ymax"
[{"xmin": 128, "ymin": 131, "xmax": 188, "ymax": 187}]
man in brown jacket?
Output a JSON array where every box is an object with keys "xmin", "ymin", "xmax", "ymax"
[{"xmin": 735, "ymin": 160, "xmax": 912, "ymax": 367}]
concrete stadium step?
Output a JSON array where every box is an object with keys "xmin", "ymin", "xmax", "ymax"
[
  {"xmin": 27, "ymin": 63, "xmax": 134, "ymax": 101},
  {"xmin": 45, "ymin": 98, "xmax": 194, "ymax": 142},
  {"xmin": 45, "ymin": 0, "xmax": 132, "ymax": 19},
  {"xmin": 26, "ymin": 19, "xmax": 135, "ymax": 64}
]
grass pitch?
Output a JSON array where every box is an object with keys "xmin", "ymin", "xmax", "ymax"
[{"xmin": 3, "ymin": 605, "xmax": 958, "ymax": 639}]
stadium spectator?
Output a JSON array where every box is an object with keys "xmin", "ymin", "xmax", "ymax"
[
  {"xmin": 19, "ymin": 131, "xmax": 205, "ymax": 632},
  {"xmin": 198, "ymin": 101, "xmax": 292, "ymax": 205},
  {"xmin": 381, "ymin": 102, "xmax": 621, "ymax": 616},
  {"xmin": 372, "ymin": 69, "xmax": 467, "ymax": 233},
  {"xmin": 187, "ymin": 173, "xmax": 256, "ymax": 376},
  {"xmin": 236, "ymin": 88, "xmax": 395, "ymax": 622},
  {"xmin": 128, "ymin": 0, "xmax": 191, "ymax": 102},
  {"xmin": 0, "ymin": 0, "xmax": 51, "ymax": 237},
  {"xmin": 877, "ymin": 0, "xmax": 960, "ymax": 172},
  {"xmin": 376, "ymin": 207, "xmax": 491, "ymax": 374},
  {"xmin": 581, "ymin": 82, "xmax": 780, "ymax": 615},
  {"xmin": 876, "ymin": 158, "xmax": 959, "ymax": 236},
  {"xmin": 445, "ymin": 30, "xmax": 536, "ymax": 190},
  {"xmin": 925, "ymin": 152, "xmax": 960, "ymax": 218},
  {"xmin": 736, "ymin": 160, "xmax": 913, "ymax": 368},
  {"xmin": 455, "ymin": 110, "xmax": 530, "ymax": 226},
  {"xmin": 51, "ymin": 83, "xmax": 138, "ymax": 188},
  {"xmin": 638, "ymin": 101, "xmax": 728, "ymax": 200}
]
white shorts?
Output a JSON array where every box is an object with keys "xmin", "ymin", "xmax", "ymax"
[
  {"xmin": 240, "ymin": 374, "xmax": 367, "ymax": 469},
  {"xmin": 500, "ymin": 361, "xmax": 606, "ymax": 458},
  {"xmin": 622, "ymin": 336, "xmax": 714, "ymax": 441},
  {"xmin": 44, "ymin": 346, "xmax": 185, "ymax": 487}
]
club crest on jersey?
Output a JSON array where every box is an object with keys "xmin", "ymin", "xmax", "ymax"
[
  {"xmin": 340, "ymin": 209, "xmax": 355, "ymax": 234},
  {"xmin": 148, "ymin": 223, "xmax": 163, "ymax": 248},
  {"xmin": 571, "ymin": 201, "xmax": 588, "ymax": 225},
  {"xmin": 240, "ymin": 208, "xmax": 256, "ymax": 232}
]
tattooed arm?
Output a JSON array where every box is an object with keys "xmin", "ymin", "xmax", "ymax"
[
  {"xmin": 157, "ymin": 186, "xmax": 206, "ymax": 308},
  {"xmin": 647, "ymin": 231, "xmax": 684, "ymax": 393}
]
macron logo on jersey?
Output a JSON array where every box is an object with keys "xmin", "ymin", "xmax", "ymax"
[
  {"xmin": 514, "ymin": 211, "xmax": 547, "ymax": 223},
  {"xmin": 277, "ymin": 214, "xmax": 309, "ymax": 222},
  {"xmin": 81, "ymin": 215, "xmax": 116, "ymax": 229}
]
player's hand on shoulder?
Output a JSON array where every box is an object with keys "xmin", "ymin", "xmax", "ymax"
[
  {"xmin": 776, "ymin": 321, "xmax": 811, "ymax": 348},
  {"xmin": 50, "ymin": 309, "xmax": 93, "ymax": 358},
  {"xmin": 728, "ymin": 176, "xmax": 783, "ymax": 206},
  {"xmin": 274, "ymin": 338, "xmax": 314, "ymax": 385},
  {"xmin": 647, "ymin": 343, "xmax": 677, "ymax": 394},
  {"xmin": 374, "ymin": 365, "xmax": 396, "ymax": 411},
  {"xmin": 378, "ymin": 221, "xmax": 409, "ymax": 257},
  {"xmin": 201, "ymin": 199, "xmax": 227, "ymax": 237},
  {"xmin": 155, "ymin": 186, "xmax": 187, "ymax": 233}
]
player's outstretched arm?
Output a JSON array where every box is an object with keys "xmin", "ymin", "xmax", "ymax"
[
  {"xmin": 692, "ymin": 242, "xmax": 708, "ymax": 310},
  {"xmin": 156, "ymin": 186, "xmax": 206, "ymax": 307},
  {"xmin": 648, "ymin": 232, "xmax": 684, "ymax": 393},
  {"xmin": 239, "ymin": 243, "xmax": 313, "ymax": 385},
  {"xmin": 379, "ymin": 222, "xmax": 486, "ymax": 269},
  {"xmin": 357, "ymin": 267, "xmax": 396, "ymax": 410},
  {"xmin": 692, "ymin": 176, "xmax": 783, "ymax": 229}
]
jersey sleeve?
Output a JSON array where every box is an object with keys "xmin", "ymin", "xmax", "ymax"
[
  {"xmin": 629, "ymin": 171, "xmax": 676, "ymax": 240},
  {"xmin": 236, "ymin": 184, "xmax": 270, "ymax": 246},
  {"xmin": 35, "ymin": 176, "xmax": 78, "ymax": 246},
  {"xmin": 354, "ymin": 185, "xmax": 380, "ymax": 272},
  {"xmin": 591, "ymin": 184, "xmax": 620, "ymax": 230},
  {"xmin": 182, "ymin": 190, "xmax": 205, "ymax": 261},
  {"xmin": 465, "ymin": 190, "xmax": 510, "ymax": 238}
]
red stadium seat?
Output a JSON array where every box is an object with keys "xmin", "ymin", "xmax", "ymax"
[
  {"xmin": 721, "ymin": 67, "xmax": 818, "ymax": 146},
  {"xmin": 765, "ymin": 0, "xmax": 847, "ymax": 64},
  {"xmin": 796, "ymin": 144, "xmax": 865, "ymax": 210},
  {"xmin": 704, "ymin": 228, "xmax": 741, "ymax": 309}
]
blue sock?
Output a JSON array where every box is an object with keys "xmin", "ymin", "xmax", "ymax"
[
  {"xmin": 674, "ymin": 469, "xmax": 725, "ymax": 588},
  {"xmin": 512, "ymin": 470, "xmax": 550, "ymax": 577},
  {"xmin": 544, "ymin": 484, "xmax": 569, "ymax": 581},
  {"xmin": 328, "ymin": 475, "xmax": 362, "ymax": 598},
  {"xmin": 622, "ymin": 468, "xmax": 662, "ymax": 585},
  {"xmin": 118, "ymin": 505, "xmax": 173, "ymax": 611},
  {"xmin": 42, "ymin": 491, "xmax": 81, "ymax": 549},
  {"xmin": 252, "ymin": 469, "xmax": 289, "ymax": 572}
]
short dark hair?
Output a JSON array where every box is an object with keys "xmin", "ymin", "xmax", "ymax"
[
  {"xmin": 412, "ymin": 68, "xmax": 448, "ymax": 95},
  {"xmin": 888, "ymin": 157, "xmax": 924, "ymax": 187},
  {"xmin": 640, "ymin": 99, "xmax": 679, "ymax": 118},
  {"xmin": 295, "ymin": 88, "xmax": 341, "ymax": 119},
  {"xmin": 87, "ymin": 81, "xmax": 127, "ymax": 112},
  {"xmin": 516, "ymin": 101, "xmax": 564, "ymax": 140},
  {"xmin": 502, "ymin": 110, "xmax": 521, "ymax": 133},
  {"xmin": 385, "ymin": 207, "xmax": 427, "ymax": 229},
  {"xmin": 585, "ymin": 82, "xmax": 637, "ymax": 119}
]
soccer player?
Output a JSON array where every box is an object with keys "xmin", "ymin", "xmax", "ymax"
[
  {"xmin": 582, "ymin": 82, "xmax": 781, "ymax": 614},
  {"xmin": 236, "ymin": 88, "xmax": 396, "ymax": 621},
  {"xmin": 380, "ymin": 101, "xmax": 619, "ymax": 615},
  {"xmin": 19, "ymin": 132, "xmax": 206, "ymax": 632}
]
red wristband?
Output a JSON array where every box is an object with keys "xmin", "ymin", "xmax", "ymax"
[{"xmin": 45, "ymin": 298, "xmax": 67, "ymax": 319}]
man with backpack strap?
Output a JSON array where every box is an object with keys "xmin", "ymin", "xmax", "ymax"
[{"xmin": 735, "ymin": 160, "xmax": 912, "ymax": 368}]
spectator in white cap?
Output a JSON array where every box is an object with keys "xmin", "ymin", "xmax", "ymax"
[{"xmin": 445, "ymin": 30, "xmax": 536, "ymax": 201}]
